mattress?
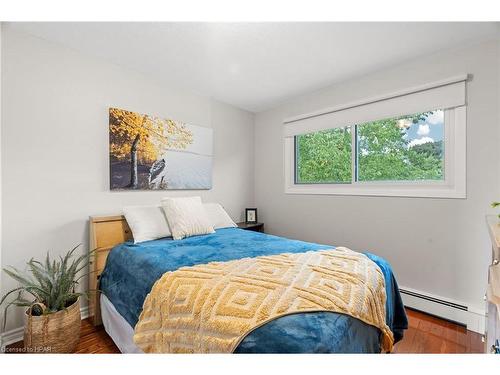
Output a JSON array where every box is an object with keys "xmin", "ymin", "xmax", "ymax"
[
  {"xmin": 99, "ymin": 228, "xmax": 408, "ymax": 353},
  {"xmin": 101, "ymin": 294, "xmax": 142, "ymax": 353}
]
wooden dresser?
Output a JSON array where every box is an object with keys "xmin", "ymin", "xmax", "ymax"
[{"xmin": 485, "ymin": 215, "xmax": 500, "ymax": 353}]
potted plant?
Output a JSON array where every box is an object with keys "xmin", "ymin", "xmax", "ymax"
[
  {"xmin": 492, "ymin": 202, "xmax": 500, "ymax": 219},
  {"xmin": 1, "ymin": 245, "xmax": 91, "ymax": 353}
]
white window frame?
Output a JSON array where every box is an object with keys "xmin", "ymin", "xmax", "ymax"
[{"xmin": 284, "ymin": 105, "xmax": 466, "ymax": 199}]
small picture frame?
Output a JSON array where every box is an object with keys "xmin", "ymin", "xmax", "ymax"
[{"xmin": 245, "ymin": 208, "xmax": 258, "ymax": 224}]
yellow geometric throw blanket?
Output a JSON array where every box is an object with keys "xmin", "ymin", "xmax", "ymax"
[{"xmin": 133, "ymin": 247, "xmax": 394, "ymax": 353}]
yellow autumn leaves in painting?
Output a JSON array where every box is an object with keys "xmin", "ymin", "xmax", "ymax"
[{"xmin": 109, "ymin": 107, "xmax": 194, "ymax": 164}]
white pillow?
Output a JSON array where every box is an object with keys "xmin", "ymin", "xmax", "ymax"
[
  {"xmin": 122, "ymin": 205, "xmax": 171, "ymax": 244},
  {"xmin": 203, "ymin": 203, "xmax": 237, "ymax": 229},
  {"xmin": 161, "ymin": 196, "xmax": 215, "ymax": 240}
]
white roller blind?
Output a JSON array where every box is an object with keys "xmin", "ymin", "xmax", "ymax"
[{"xmin": 283, "ymin": 76, "xmax": 467, "ymax": 137}]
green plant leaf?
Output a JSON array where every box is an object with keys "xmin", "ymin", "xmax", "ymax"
[{"xmin": 1, "ymin": 244, "xmax": 92, "ymax": 324}]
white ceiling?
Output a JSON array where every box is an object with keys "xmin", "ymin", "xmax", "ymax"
[{"xmin": 6, "ymin": 22, "xmax": 499, "ymax": 112}]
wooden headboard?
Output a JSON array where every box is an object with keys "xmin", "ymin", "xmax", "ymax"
[{"xmin": 88, "ymin": 215, "xmax": 133, "ymax": 326}]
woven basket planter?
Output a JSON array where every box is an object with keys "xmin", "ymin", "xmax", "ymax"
[{"xmin": 24, "ymin": 298, "xmax": 81, "ymax": 353}]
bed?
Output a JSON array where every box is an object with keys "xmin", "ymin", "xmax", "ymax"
[{"xmin": 89, "ymin": 215, "xmax": 408, "ymax": 354}]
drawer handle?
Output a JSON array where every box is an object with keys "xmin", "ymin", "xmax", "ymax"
[{"xmin": 493, "ymin": 259, "xmax": 499, "ymax": 265}]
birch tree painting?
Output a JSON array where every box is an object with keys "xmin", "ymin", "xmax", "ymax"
[{"xmin": 109, "ymin": 108, "xmax": 213, "ymax": 190}]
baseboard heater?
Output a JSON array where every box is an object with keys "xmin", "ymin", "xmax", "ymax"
[{"xmin": 399, "ymin": 288, "xmax": 468, "ymax": 311}]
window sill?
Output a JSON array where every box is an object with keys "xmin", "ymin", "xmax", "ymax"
[{"xmin": 284, "ymin": 184, "xmax": 466, "ymax": 199}]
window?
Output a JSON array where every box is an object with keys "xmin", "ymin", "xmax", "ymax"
[
  {"xmin": 284, "ymin": 76, "xmax": 467, "ymax": 198},
  {"xmin": 295, "ymin": 110, "xmax": 446, "ymax": 185},
  {"xmin": 356, "ymin": 111, "xmax": 444, "ymax": 182},
  {"xmin": 295, "ymin": 126, "xmax": 352, "ymax": 184}
]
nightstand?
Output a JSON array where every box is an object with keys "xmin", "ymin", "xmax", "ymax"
[{"xmin": 237, "ymin": 222, "xmax": 264, "ymax": 233}]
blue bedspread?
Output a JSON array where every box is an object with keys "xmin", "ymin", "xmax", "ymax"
[{"xmin": 99, "ymin": 228, "xmax": 407, "ymax": 353}]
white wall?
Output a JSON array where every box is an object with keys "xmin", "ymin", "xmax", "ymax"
[
  {"xmin": 497, "ymin": 23, "xmax": 500, "ymax": 195},
  {"xmin": 254, "ymin": 40, "xmax": 499, "ymax": 318},
  {"xmin": 0, "ymin": 22, "xmax": 3, "ymax": 345},
  {"xmin": 0, "ymin": 29, "xmax": 254, "ymax": 332}
]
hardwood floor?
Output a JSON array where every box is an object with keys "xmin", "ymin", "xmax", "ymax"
[
  {"xmin": 393, "ymin": 308, "xmax": 484, "ymax": 354},
  {"xmin": 6, "ymin": 308, "xmax": 484, "ymax": 354},
  {"xmin": 74, "ymin": 318, "xmax": 120, "ymax": 354}
]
